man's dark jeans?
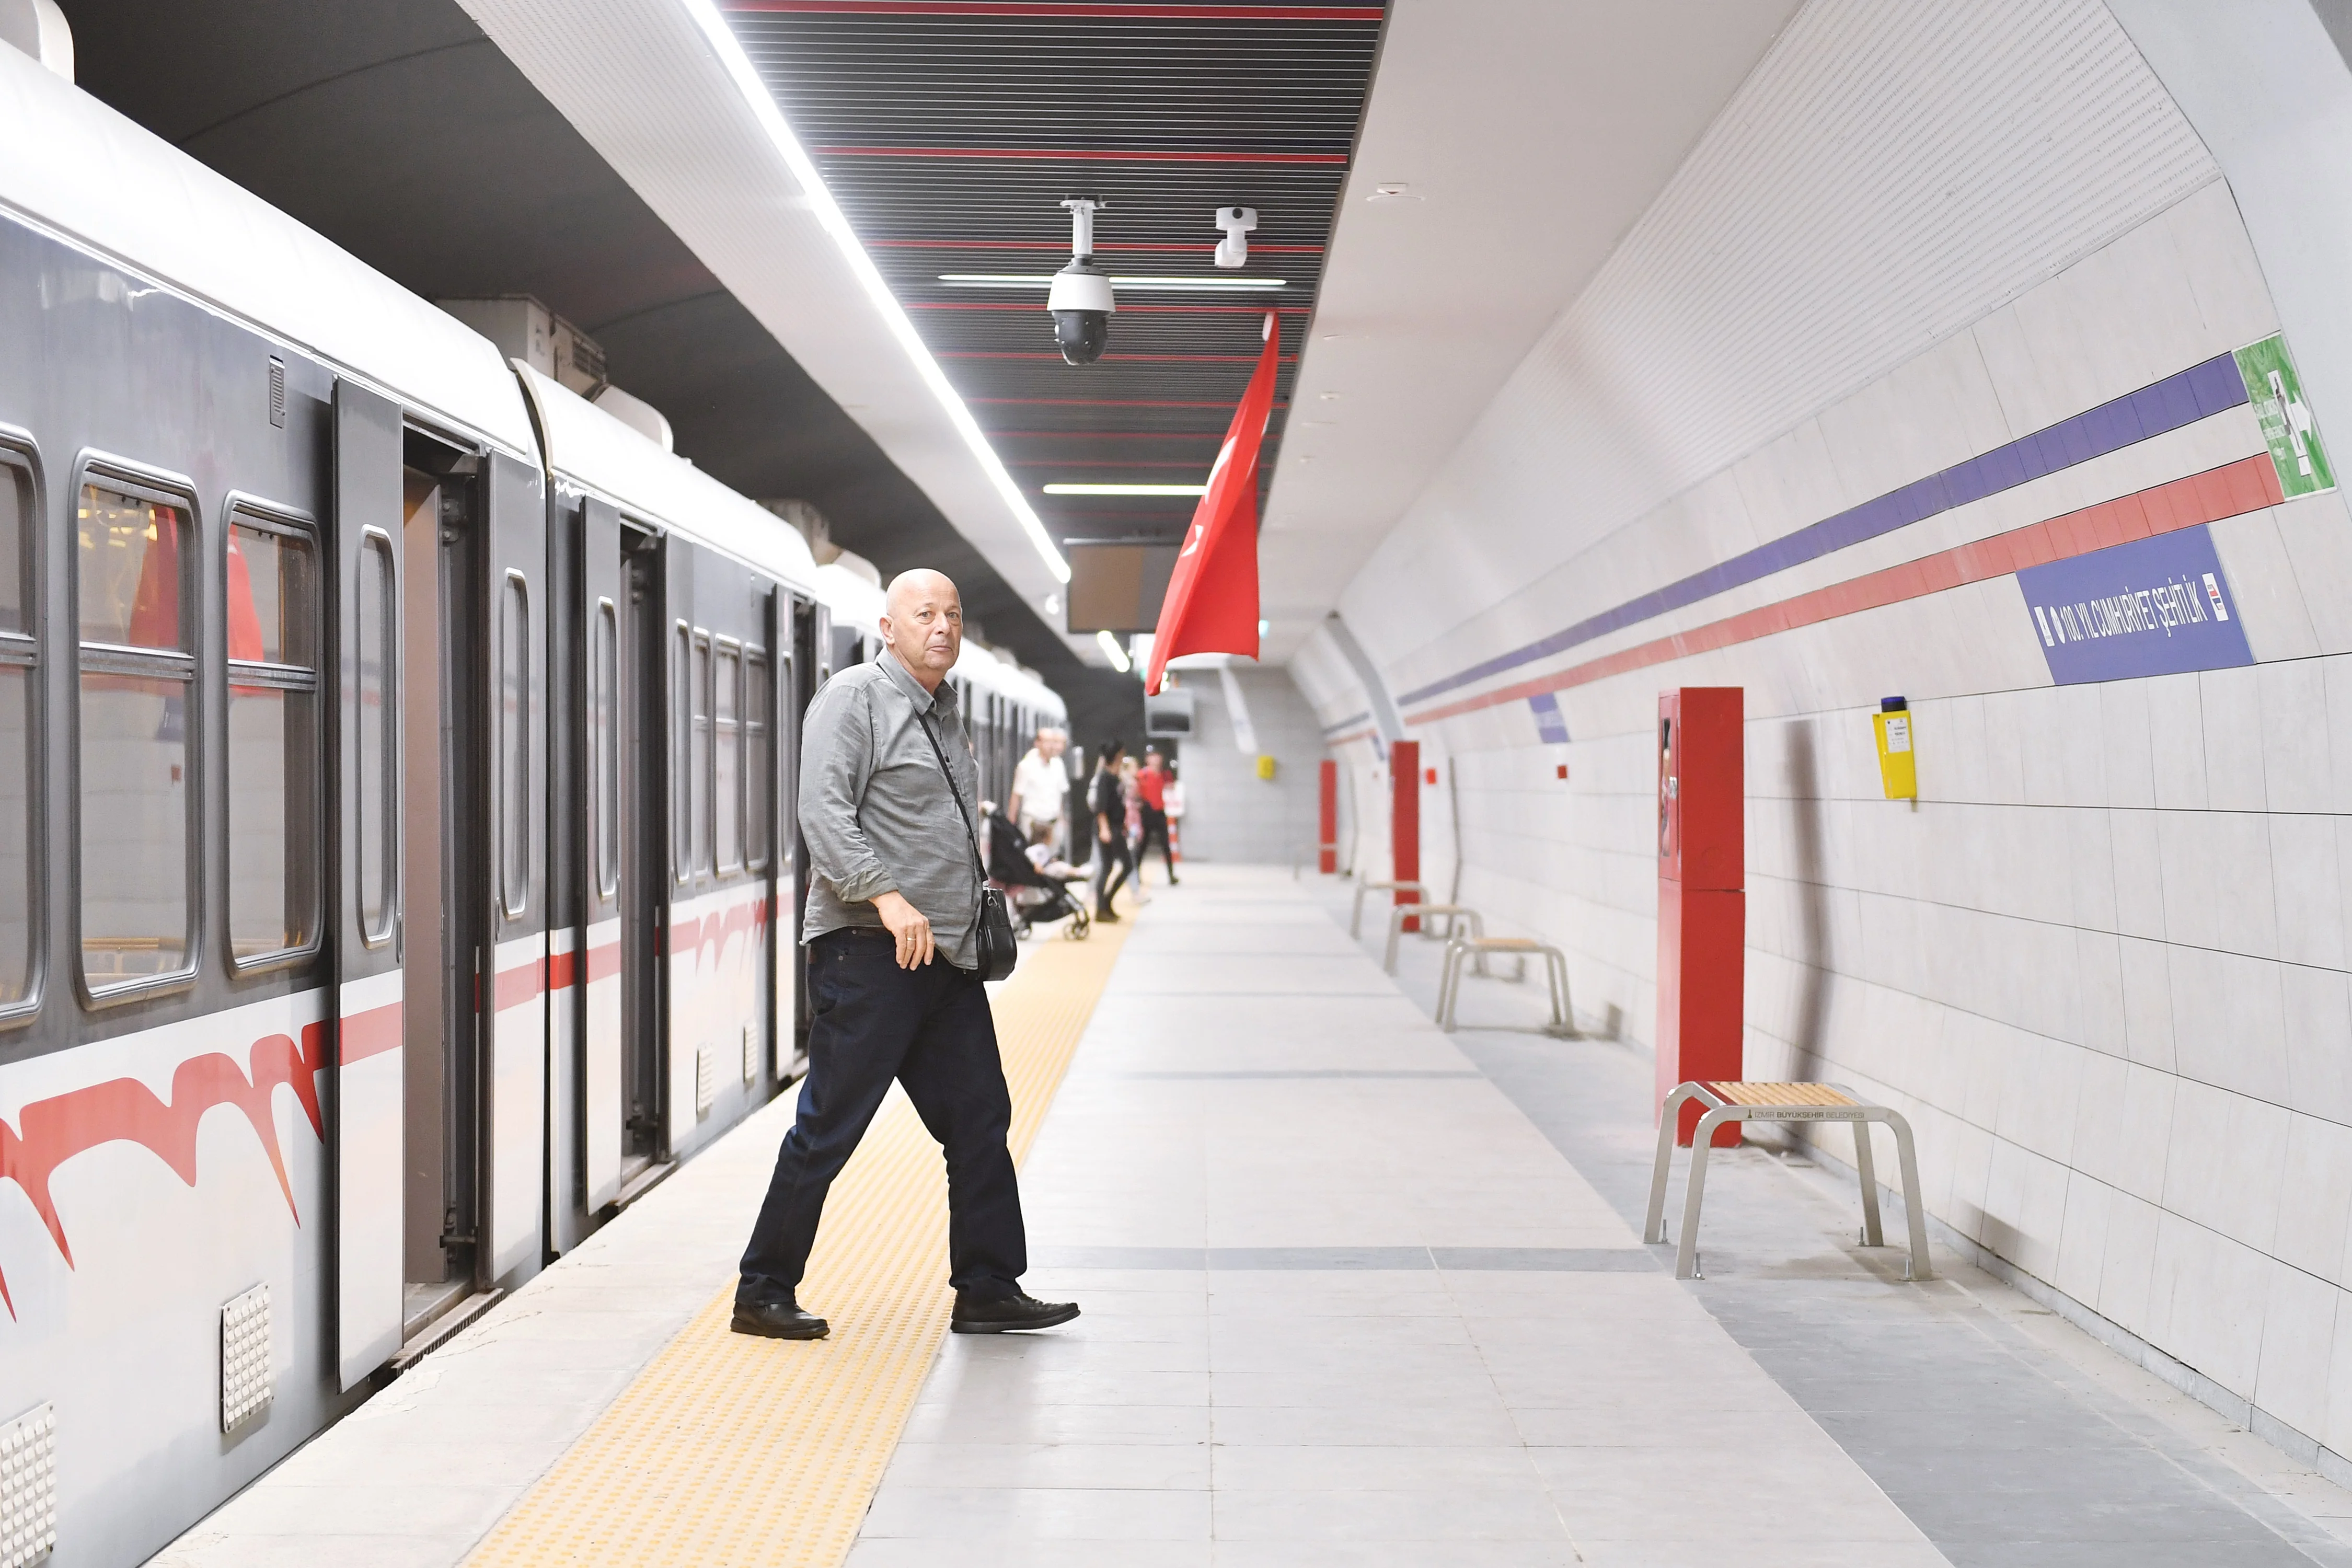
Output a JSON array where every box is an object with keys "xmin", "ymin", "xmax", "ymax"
[{"xmin": 739, "ymin": 928, "xmax": 1025, "ymax": 1300}]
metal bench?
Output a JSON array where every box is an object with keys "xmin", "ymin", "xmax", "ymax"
[
  {"xmin": 1644, "ymin": 1081, "xmax": 1932, "ymax": 1282},
  {"xmin": 1383, "ymin": 903, "xmax": 1482, "ymax": 973},
  {"xmin": 1437, "ymin": 935, "xmax": 1574, "ymax": 1036},
  {"xmin": 1350, "ymin": 879, "xmax": 1427, "ymax": 939}
]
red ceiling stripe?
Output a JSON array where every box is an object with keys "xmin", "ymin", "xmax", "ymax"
[
  {"xmin": 817, "ymin": 144, "xmax": 1347, "ymax": 164},
  {"xmin": 974, "ymin": 397, "xmax": 1290, "ymax": 408},
  {"xmin": 874, "ymin": 239, "xmax": 1325, "ymax": 252},
  {"xmin": 730, "ymin": 1, "xmax": 1383, "ymax": 18},
  {"xmin": 909, "ymin": 302, "xmax": 1310, "ymax": 313},
  {"xmin": 1403, "ymin": 455, "xmax": 2285, "ymax": 726},
  {"xmin": 960, "ymin": 357, "xmax": 1272, "ymax": 365}
]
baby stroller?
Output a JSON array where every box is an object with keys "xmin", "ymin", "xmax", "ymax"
[{"xmin": 986, "ymin": 807, "xmax": 1091, "ymax": 939}]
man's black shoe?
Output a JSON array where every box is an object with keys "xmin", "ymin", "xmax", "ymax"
[
  {"xmin": 731, "ymin": 1291, "xmax": 829, "ymax": 1340},
  {"xmin": 951, "ymin": 1291, "xmax": 1081, "ymax": 1334}
]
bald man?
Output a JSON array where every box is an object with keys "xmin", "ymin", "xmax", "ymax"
[{"xmin": 733, "ymin": 570, "xmax": 1079, "ymax": 1340}]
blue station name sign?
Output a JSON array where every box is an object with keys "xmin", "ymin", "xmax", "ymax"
[{"xmin": 2016, "ymin": 523, "xmax": 2253, "ymax": 685}]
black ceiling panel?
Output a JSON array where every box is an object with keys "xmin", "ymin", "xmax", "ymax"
[{"xmin": 727, "ymin": 0, "xmax": 1383, "ymax": 551}]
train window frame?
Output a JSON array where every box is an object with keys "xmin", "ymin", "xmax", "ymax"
[
  {"xmin": 713, "ymin": 637, "xmax": 742, "ymax": 876},
  {"xmin": 0, "ymin": 433, "xmax": 44, "ymax": 1029},
  {"xmin": 70, "ymin": 453, "xmax": 204, "ymax": 1006},
  {"xmin": 497, "ymin": 569, "xmax": 531, "ymax": 923},
  {"xmin": 672, "ymin": 620, "xmax": 691, "ymax": 886},
  {"xmin": 220, "ymin": 497, "xmax": 325, "ymax": 975},
  {"xmin": 593, "ymin": 597, "xmax": 619, "ymax": 903},
  {"xmin": 356, "ymin": 526, "xmax": 398, "ymax": 948},
  {"xmin": 744, "ymin": 646, "xmax": 770, "ymax": 873},
  {"xmin": 691, "ymin": 628, "xmax": 712, "ymax": 877}
]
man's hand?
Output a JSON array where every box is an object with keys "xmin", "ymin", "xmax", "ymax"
[
  {"xmin": 1098, "ymin": 817, "xmax": 1112, "ymax": 844},
  {"xmin": 872, "ymin": 890, "xmax": 935, "ymax": 969}
]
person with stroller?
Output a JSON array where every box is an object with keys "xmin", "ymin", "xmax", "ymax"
[{"xmin": 983, "ymin": 799, "xmax": 1089, "ymax": 938}]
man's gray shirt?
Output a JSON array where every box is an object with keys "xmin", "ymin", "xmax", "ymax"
[{"xmin": 799, "ymin": 652, "xmax": 985, "ymax": 969}]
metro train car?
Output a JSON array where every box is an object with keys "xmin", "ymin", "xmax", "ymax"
[{"xmin": 0, "ymin": 43, "xmax": 1066, "ymax": 1568}]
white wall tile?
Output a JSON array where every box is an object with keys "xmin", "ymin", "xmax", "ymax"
[
  {"xmin": 2256, "ymin": 1262, "xmax": 2339, "ymax": 1439},
  {"xmin": 2276, "ymin": 1114, "xmax": 2352, "ymax": 1286}
]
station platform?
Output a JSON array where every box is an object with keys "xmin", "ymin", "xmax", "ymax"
[{"xmin": 157, "ymin": 866, "xmax": 2352, "ymax": 1567}]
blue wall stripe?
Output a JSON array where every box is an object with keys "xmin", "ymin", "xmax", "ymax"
[{"xmin": 1394, "ymin": 353, "xmax": 2249, "ymax": 708}]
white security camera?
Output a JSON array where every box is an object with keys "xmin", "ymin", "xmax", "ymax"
[
  {"xmin": 1214, "ymin": 206, "xmax": 1257, "ymax": 269},
  {"xmin": 1049, "ymin": 198, "xmax": 1114, "ymax": 365}
]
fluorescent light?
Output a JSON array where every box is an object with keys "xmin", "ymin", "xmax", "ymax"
[
  {"xmin": 1096, "ymin": 629, "xmax": 1132, "ymax": 672},
  {"xmin": 1044, "ymin": 482, "xmax": 1207, "ymax": 497},
  {"xmin": 938, "ymin": 274, "xmax": 1286, "ymax": 291},
  {"xmin": 674, "ymin": 0, "xmax": 1070, "ymax": 585},
  {"xmin": 1258, "ymin": 620, "xmax": 1270, "ymax": 635}
]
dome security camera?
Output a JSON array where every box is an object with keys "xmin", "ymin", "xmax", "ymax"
[{"xmin": 1049, "ymin": 198, "xmax": 1115, "ymax": 365}]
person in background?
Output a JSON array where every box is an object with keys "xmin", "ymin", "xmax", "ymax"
[
  {"xmin": 1161, "ymin": 761, "xmax": 1185, "ymax": 865},
  {"xmin": 1117, "ymin": 755, "xmax": 1146, "ymax": 902},
  {"xmin": 1091, "ymin": 741, "xmax": 1134, "ymax": 922},
  {"xmin": 1136, "ymin": 746, "xmax": 1178, "ymax": 887},
  {"xmin": 1008, "ymin": 725, "xmax": 1068, "ymax": 852}
]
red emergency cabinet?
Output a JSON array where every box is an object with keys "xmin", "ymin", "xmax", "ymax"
[{"xmin": 1656, "ymin": 688, "xmax": 1744, "ymax": 1146}]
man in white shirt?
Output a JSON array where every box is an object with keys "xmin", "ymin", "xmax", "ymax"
[{"xmin": 1008, "ymin": 727, "xmax": 1069, "ymax": 849}]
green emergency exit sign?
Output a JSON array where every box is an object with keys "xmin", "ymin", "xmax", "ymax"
[{"xmin": 2236, "ymin": 332, "xmax": 2335, "ymax": 498}]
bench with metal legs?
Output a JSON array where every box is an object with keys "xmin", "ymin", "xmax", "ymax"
[
  {"xmin": 1643, "ymin": 1081, "xmax": 1933, "ymax": 1282},
  {"xmin": 1350, "ymin": 879, "xmax": 1428, "ymax": 939},
  {"xmin": 1436, "ymin": 935, "xmax": 1574, "ymax": 1036},
  {"xmin": 1384, "ymin": 903, "xmax": 1482, "ymax": 974}
]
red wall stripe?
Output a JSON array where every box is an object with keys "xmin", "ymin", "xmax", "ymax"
[{"xmin": 1404, "ymin": 455, "xmax": 2286, "ymax": 726}]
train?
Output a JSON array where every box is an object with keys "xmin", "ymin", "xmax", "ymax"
[{"xmin": 0, "ymin": 40, "xmax": 1067, "ymax": 1568}]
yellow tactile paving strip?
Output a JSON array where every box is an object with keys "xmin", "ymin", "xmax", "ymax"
[{"xmin": 465, "ymin": 914, "xmax": 1131, "ymax": 1568}]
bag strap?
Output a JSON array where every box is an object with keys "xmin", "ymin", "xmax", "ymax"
[{"xmin": 915, "ymin": 708, "xmax": 990, "ymax": 890}]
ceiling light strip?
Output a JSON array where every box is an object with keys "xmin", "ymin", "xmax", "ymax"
[
  {"xmin": 1095, "ymin": 629, "xmax": 1133, "ymax": 672},
  {"xmin": 1044, "ymin": 483, "xmax": 1208, "ymax": 495},
  {"xmin": 936, "ymin": 274, "xmax": 1288, "ymax": 290},
  {"xmin": 677, "ymin": 0, "xmax": 1072, "ymax": 585},
  {"xmin": 876, "ymin": 239, "xmax": 1328, "ymax": 252},
  {"xmin": 909, "ymin": 302, "xmax": 1312, "ymax": 314},
  {"xmin": 729, "ymin": 1, "xmax": 1383, "ymax": 18},
  {"xmin": 815, "ymin": 145, "xmax": 1350, "ymax": 165}
]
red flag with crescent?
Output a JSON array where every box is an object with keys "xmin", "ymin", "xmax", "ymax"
[{"xmin": 1144, "ymin": 312, "xmax": 1278, "ymax": 695}]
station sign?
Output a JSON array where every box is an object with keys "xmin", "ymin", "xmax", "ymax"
[
  {"xmin": 2016, "ymin": 523, "xmax": 2251, "ymax": 685},
  {"xmin": 2236, "ymin": 332, "xmax": 2334, "ymax": 498}
]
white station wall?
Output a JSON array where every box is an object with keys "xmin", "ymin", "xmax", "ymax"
[{"xmin": 1299, "ymin": 0, "xmax": 2352, "ymax": 1466}]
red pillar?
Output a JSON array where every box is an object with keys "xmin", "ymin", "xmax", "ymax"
[
  {"xmin": 1390, "ymin": 740, "xmax": 1421, "ymax": 933},
  {"xmin": 1318, "ymin": 758, "xmax": 1338, "ymax": 874},
  {"xmin": 1656, "ymin": 688, "xmax": 1744, "ymax": 1147}
]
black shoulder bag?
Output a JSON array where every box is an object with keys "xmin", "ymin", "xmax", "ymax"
[{"xmin": 917, "ymin": 712, "xmax": 1019, "ymax": 981}]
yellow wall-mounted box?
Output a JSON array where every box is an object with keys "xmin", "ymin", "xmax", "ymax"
[
  {"xmin": 1256, "ymin": 754, "xmax": 1278, "ymax": 781},
  {"xmin": 1873, "ymin": 704, "xmax": 1917, "ymax": 800}
]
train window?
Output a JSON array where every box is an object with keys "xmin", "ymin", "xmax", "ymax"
[
  {"xmin": 356, "ymin": 531, "xmax": 396, "ymax": 944},
  {"xmin": 691, "ymin": 631, "xmax": 712, "ymax": 874},
  {"xmin": 0, "ymin": 459, "xmax": 21, "ymax": 635},
  {"xmin": 714, "ymin": 641, "xmax": 741, "ymax": 874},
  {"xmin": 594, "ymin": 600, "xmax": 618, "ymax": 901},
  {"xmin": 499, "ymin": 571, "xmax": 529, "ymax": 920},
  {"xmin": 745, "ymin": 651, "xmax": 770, "ymax": 870},
  {"xmin": 672, "ymin": 622, "xmax": 690, "ymax": 883},
  {"xmin": 76, "ymin": 480, "xmax": 195, "ymax": 991},
  {"xmin": 0, "ymin": 463, "xmax": 28, "ymax": 1009},
  {"xmin": 225, "ymin": 514, "xmax": 321, "ymax": 964}
]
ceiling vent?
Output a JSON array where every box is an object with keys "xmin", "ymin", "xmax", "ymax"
[
  {"xmin": 591, "ymin": 384, "xmax": 674, "ymax": 453},
  {"xmin": 437, "ymin": 296, "xmax": 608, "ymax": 397}
]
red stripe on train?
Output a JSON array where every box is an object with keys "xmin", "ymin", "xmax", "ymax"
[{"xmin": 0, "ymin": 1022, "xmax": 332, "ymax": 1318}]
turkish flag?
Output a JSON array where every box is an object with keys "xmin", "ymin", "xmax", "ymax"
[{"xmin": 1144, "ymin": 312, "xmax": 1279, "ymax": 695}]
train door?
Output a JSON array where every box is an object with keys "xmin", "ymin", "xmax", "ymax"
[
  {"xmin": 618, "ymin": 524, "xmax": 668, "ymax": 1186},
  {"xmin": 331, "ymin": 383, "xmax": 405, "ymax": 1388},
  {"xmin": 396, "ymin": 433, "xmax": 489, "ymax": 1335},
  {"xmin": 576, "ymin": 498, "xmax": 625, "ymax": 1217},
  {"xmin": 481, "ymin": 452, "xmax": 547, "ymax": 1283},
  {"xmin": 790, "ymin": 595, "xmax": 819, "ymax": 1068}
]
